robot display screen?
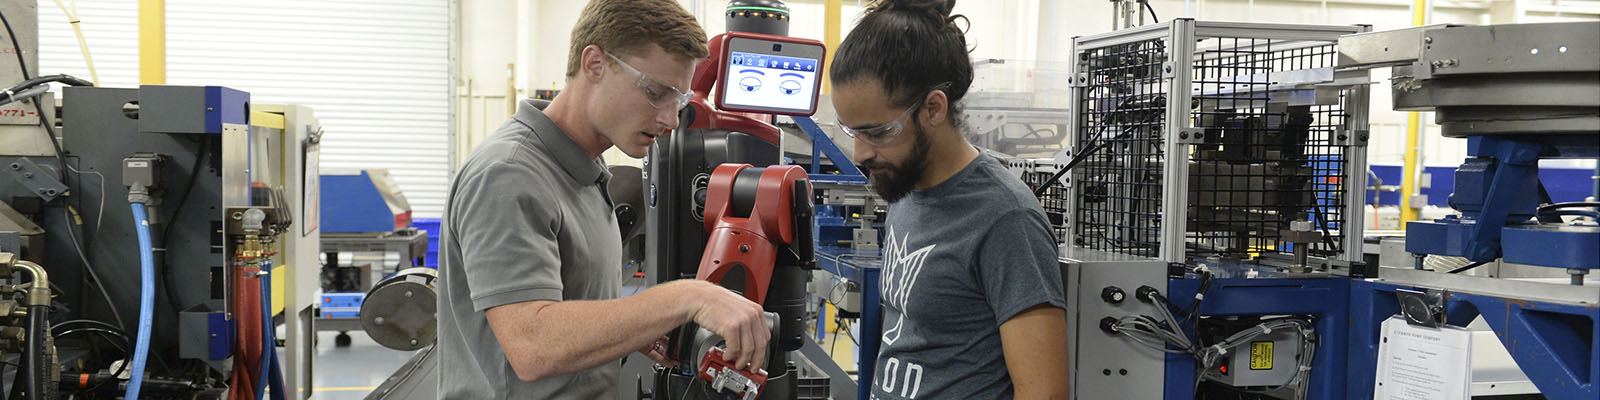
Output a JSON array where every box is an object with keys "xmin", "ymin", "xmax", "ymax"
[{"xmin": 722, "ymin": 51, "xmax": 819, "ymax": 114}]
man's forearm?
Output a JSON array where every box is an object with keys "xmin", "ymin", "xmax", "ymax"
[{"xmin": 490, "ymin": 282, "xmax": 692, "ymax": 381}]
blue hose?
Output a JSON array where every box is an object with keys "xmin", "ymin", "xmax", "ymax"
[
  {"xmin": 259, "ymin": 259, "xmax": 287, "ymax": 400},
  {"xmin": 126, "ymin": 202, "xmax": 157, "ymax": 400}
]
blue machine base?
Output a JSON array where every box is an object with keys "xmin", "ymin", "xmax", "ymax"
[
  {"xmin": 1164, "ymin": 276, "xmax": 1352, "ymax": 400},
  {"xmin": 1351, "ymin": 280, "xmax": 1599, "ymax": 400},
  {"xmin": 1502, "ymin": 225, "xmax": 1600, "ymax": 270},
  {"xmin": 1410, "ymin": 219, "xmax": 1600, "ymax": 270}
]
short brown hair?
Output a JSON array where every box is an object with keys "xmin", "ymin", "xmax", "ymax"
[{"xmin": 567, "ymin": 0, "xmax": 709, "ymax": 78}]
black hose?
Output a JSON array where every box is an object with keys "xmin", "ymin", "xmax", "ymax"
[
  {"xmin": 1539, "ymin": 202, "xmax": 1600, "ymax": 212},
  {"xmin": 1447, "ymin": 260, "xmax": 1491, "ymax": 274},
  {"xmin": 161, "ymin": 136, "xmax": 209, "ymax": 316},
  {"xmin": 1141, "ymin": 0, "xmax": 1160, "ymax": 23},
  {"xmin": 1032, "ymin": 139, "xmax": 1115, "ymax": 198},
  {"xmin": 26, "ymin": 306, "xmax": 51, "ymax": 400},
  {"xmin": 0, "ymin": 8, "xmax": 69, "ymax": 180},
  {"xmin": 4, "ymin": 75, "xmax": 94, "ymax": 94}
]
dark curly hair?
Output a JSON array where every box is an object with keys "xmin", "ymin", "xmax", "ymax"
[{"xmin": 830, "ymin": 0, "xmax": 973, "ymax": 128}]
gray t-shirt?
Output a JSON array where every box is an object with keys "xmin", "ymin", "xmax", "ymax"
[
  {"xmin": 436, "ymin": 99, "xmax": 623, "ymax": 399},
  {"xmin": 870, "ymin": 153, "xmax": 1066, "ymax": 400}
]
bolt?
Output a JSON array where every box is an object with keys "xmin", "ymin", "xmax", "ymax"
[
  {"xmin": 375, "ymin": 317, "xmax": 385, "ymax": 325},
  {"xmin": 410, "ymin": 339, "xmax": 419, "ymax": 346},
  {"xmin": 1120, "ymin": 369, "xmax": 1128, "ymax": 376},
  {"xmin": 207, "ymin": 107, "xmax": 215, "ymax": 112},
  {"xmin": 1338, "ymin": 135, "xmax": 1349, "ymax": 141},
  {"xmin": 1424, "ymin": 37, "xmax": 1433, "ymax": 44},
  {"xmin": 1291, "ymin": 220, "xmax": 1313, "ymax": 232},
  {"xmin": 21, "ymin": 172, "xmax": 32, "ymax": 178},
  {"xmin": 8, "ymin": 163, "xmax": 19, "ymax": 170},
  {"xmin": 1164, "ymin": 65, "xmax": 1172, "ymax": 73},
  {"xmin": 1179, "ymin": 133, "xmax": 1189, "ymax": 139},
  {"xmin": 404, "ymin": 290, "xmax": 413, "ymax": 298},
  {"xmin": 1102, "ymin": 369, "xmax": 1112, "ymax": 376},
  {"xmin": 1446, "ymin": 59, "xmax": 1458, "ymax": 67},
  {"xmin": 1568, "ymin": 269, "xmax": 1587, "ymax": 286},
  {"xmin": 740, "ymin": 244, "xmax": 750, "ymax": 253},
  {"xmin": 232, "ymin": 212, "xmax": 244, "ymax": 220}
]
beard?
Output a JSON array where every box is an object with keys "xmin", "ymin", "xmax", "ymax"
[{"xmin": 859, "ymin": 124, "xmax": 932, "ymax": 203}]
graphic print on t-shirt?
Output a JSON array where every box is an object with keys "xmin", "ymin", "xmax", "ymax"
[{"xmin": 880, "ymin": 227, "xmax": 937, "ymax": 345}]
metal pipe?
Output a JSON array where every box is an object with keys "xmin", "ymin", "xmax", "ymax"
[
  {"xmin": 6, "ymin": 258, "xmax": 52, "ymax": 400},
  {"xmin": 139, "ymin": 0, "xmax": 164, "ymax": 84},
  {"xmin": 11, "ymin": 260, "xmax": 50, "ymax": 307},
  {"xmin": 1399, "ymin": 0, "xmax": 1429, "ymax": 229}
]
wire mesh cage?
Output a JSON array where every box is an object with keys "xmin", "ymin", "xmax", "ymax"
[
  {"xmin": 1071, "ymin": 38, "xmax": 1170, "ymax": 258},
  {"xmin": 1187, "ymin": 38, "xmax": 1350, "ymax": 259},
  {"xmin": 1062, "ymin": 20, "xmax": 1369, "ymax": 263},
  {"xmin": 1008, "ymin": 159, "xmax": 1071, "ymax": 244}
]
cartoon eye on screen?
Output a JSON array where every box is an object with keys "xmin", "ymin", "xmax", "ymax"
[
  {"xmin": 737, "ymin": 70, "xmax": 764, "ymax": 92},
  {"xmin": 716, "ymin": 34, "xmax": 825, "ymax": 116},
  {"xmin": 778, "ymin": 76, "xmax": 803, "ymax": 95}
]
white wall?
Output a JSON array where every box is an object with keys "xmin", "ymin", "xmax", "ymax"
[
  {"xmin": 36, "ymin": 0, "xmax": 454, "ymax": 217},
  {"xmin": 454, "ymin": 0, "xmax": 1600, "ymax": 170}
]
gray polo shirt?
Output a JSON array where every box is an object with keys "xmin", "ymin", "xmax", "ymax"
[{"xmin": 437, "ymin": 99, "xmax": 623, "ymax": 399}]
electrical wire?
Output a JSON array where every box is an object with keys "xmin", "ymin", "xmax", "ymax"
[
  {"xmin": 1446, "ymin": 260, "xmax": 1491, "ymax": 274},
  {"xmin": 1141, "ymin": 0, "xmax": 1160, "ymax": 23},
  {"xmin": 161, "ymin": 137, "xmax": 211, "ymax": 314},
  {"xmin": 1108, "ymin": 282, "xmax": 1319, "ymax": 396},
  {"xmin": 1, "ymin": 8, "xmax": 73, "ymax": 180},
  {"xmin": 1539, "ymin": 202, "xmax": 1600, "ymax": 212},
  {"xmin": 65, "ymin": 164, "xmax": 105, "ymax": 230},
  {"xmin": 64, "ymin": 206, "xmax": 127, "ymax": 332},
  {"xmin": 0, "ymin": 84, "xmax": 48, "ymax": 107},
  {"xmin": 1032, "ymin": 135, "xmax": 1116, "ymax": 198}
]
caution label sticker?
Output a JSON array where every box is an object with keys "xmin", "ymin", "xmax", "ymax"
[{"xmin": 1249, "ymin": 341, "xmax": 1274, "ymax": 370}]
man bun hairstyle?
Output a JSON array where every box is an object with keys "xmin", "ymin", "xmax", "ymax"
[{"xmin": 830, "ymin": 0, "xmax": 974, "ymax": 128}]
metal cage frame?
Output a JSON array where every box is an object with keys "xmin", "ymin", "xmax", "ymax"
[{"xmin": 1064, "ymin": 20, "xmax": 1372, "ymax": 264}]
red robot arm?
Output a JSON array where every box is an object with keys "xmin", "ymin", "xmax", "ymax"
[{"xmin": 696, "ymin": 164, "xmax": 810, "ymax": 304}]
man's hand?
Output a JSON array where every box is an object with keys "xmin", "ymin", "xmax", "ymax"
[{"xmin": 673, "ymin": 280, "xmax": 770, "ymax": 373}]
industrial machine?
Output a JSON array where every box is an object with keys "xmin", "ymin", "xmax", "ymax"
[
  {"xmin": 1336, "ymin": 21, "xmax": 1600, "ymax": 399},
  {"xmin": 1, "ymin": 7, "xmax": 321, "ymax": 396},
  {"xmin": 316, "ymin": 169, "xmax": 428, "ymax": 347},
  {"xmin": 1055, "ymin": 19, "xmax": 1599, "ymax": 400},
  {"xmin": 639, "ymin": 26, "xmax": 838, "ymax": 399},
  {"xmin": 1052, "ymin": 20, "xmax": 1371, "ymax": 399},
  {"xmin": 0, "ymin": 85, "xmax": 322, "ymax": 398}
]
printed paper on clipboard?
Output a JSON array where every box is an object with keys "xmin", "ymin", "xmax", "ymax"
[
  {"xmin": 1373, "ymin": 315, "xmax": 1471, "ymax": 400},
  {"xmin": 302, "ymin": 128, "xmax": 322, "ymax": 236}
]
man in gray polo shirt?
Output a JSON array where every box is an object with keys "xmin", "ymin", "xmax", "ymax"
[{"xmin": 437, "ymin": 1, "xmax": 772, "ymax": 398}]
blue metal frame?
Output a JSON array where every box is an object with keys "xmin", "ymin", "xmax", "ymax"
[
  {"xmin": 1349, "ymin": 280, "xmax": 1600, "ymax": 400},
  {"xmin": 814, "ymin": 245, "xmax": 881, "ymax": 400},
  {"xmin": 794, "ymin": 117, "xmax": 868, "ymax": 185},
  {"xmin": 1407, "ymin": 136, "xmax": 1600, "ymax": 269},
  {"xmin": 1164, "ymin": 276, "xmax": 1352, "ymax": 400}
]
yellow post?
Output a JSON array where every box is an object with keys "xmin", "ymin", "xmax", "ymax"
[
  {"xmin": 1399, "ymin": 0, "xmax": 1427, "ymax": 229},
  {"xmin": 823, "ymin": 0, "xmax": 841, "ymax": 94},
  {"xmin": 139, "ymin": 0, "xmax": 165, "ymax": 85}
]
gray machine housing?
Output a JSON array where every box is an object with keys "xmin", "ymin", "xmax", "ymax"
[{"xmin": 1060, "ymin": 249, "xmax": 1170, "ymax": 400}]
